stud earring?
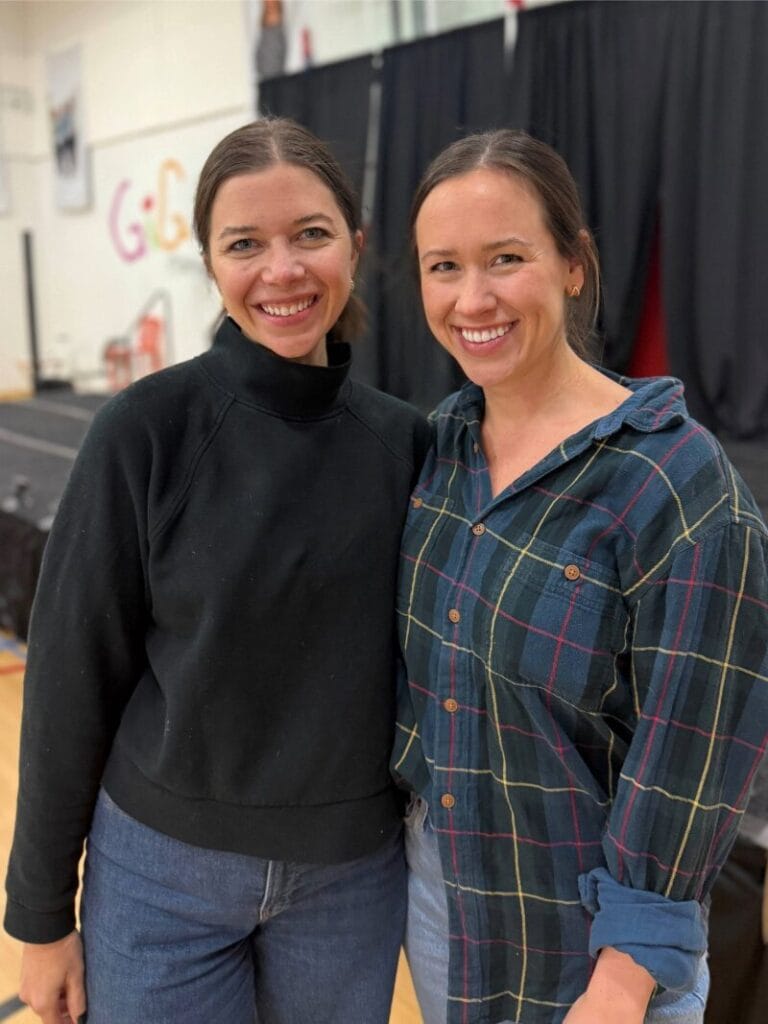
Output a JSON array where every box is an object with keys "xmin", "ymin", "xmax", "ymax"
[
  {"xmin": 350, "ymin": 278, "xmax": 355, "ymax": 291},
  {"xmin": 569, "ymin": 285, "xmax": 581, "ymax": 298}
]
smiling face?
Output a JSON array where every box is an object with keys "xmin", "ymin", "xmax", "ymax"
[
  {"xmin": 415, "ymin": 167, "xmax": 584, "ymax": 396},
  {"xmin": 207, "ymin": 163, "xmax": 361, "ymax": 366}
]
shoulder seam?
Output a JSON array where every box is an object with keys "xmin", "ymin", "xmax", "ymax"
[
  {"xmin": 345, "ymin": 403, "xmax": 416, "ymax": 470},
  {"xmin": 627, "ymin": 516, "xmax": 767, "ymax": 604},
  {"xmin": 725, "ymin": 458, "xmax": 768, "ymax": 534},
  {"xmin": 149, "ymin": 392, "xmax": 235, "ymax": 542}
]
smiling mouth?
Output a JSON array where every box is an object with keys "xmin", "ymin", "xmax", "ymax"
[
  {"xmin": 260, "ymin": 296, "xmax": 317, "ymax": 317},
  {"xmin": 457, "ymin": 323, "xmax": 514, "ymax": 344}
]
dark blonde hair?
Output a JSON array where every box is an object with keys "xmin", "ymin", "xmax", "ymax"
[
  {"xmin": 410, "ymin": 129, "xmax": 600, "ymax": 357},
  {"xmin": 194, "ymin": 117, "xmax": 366, "ymax": 342}
]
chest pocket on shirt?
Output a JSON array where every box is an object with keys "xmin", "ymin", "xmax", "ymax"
[{"xmin": 483, "ymin": 536, "xmax": 628, "ymax": 713}]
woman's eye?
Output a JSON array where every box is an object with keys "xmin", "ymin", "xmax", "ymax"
[
  {"xmin": 300, "ymin": 226, "xmax": 330, "ymax": 241},
  {"xmin": 229, "ymin": 238, "xmax": 255, "ymax": 252},
  {"xmin": 430, "ymin": 260, "xmax": 458, "ymax": 273},
  {"xmin": 493, "ymin": 253, "xmax": 523, "ymax": 266}
]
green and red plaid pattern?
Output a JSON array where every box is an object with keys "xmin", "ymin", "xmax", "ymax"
[{"xmin": 393, "ymin": 373, "xmax": 768, "ymax": 1024}]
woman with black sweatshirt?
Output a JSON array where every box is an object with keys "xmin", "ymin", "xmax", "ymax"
[{"xmin": 4, "ymin": 118, "xmax": 430, "ymax": 1024}]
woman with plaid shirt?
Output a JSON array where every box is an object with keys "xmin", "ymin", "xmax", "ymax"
[{"xmin": 393, "ymin": 130, "xmax": 768, "ymax": 1024}]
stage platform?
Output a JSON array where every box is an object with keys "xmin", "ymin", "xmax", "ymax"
[
  {"xmin": 0, "ymin": 391, "xmax": 106, "ymax": 638},
  {"xmin": 0, "ymin": 389, "xmax": 766, "ymax": 641}
]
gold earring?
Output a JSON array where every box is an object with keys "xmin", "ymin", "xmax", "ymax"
[{"xmin": 569, "ymin": 285, "xmax": 581, "ymax": 298}]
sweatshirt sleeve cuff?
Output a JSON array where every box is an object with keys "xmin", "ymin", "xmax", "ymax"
[
  {"xmin": 3, "ymin": 897, "xmax": 76, "ymax": 945},
  {"xmin": 578, "ymin": 867, "xmax": 707, "ymax": 992}
]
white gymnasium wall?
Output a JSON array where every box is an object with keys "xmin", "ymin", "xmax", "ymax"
[
  {"xmin": 2, "ymin": 0, "xmax": 252, "ymax": 393},
  {"xmin": 0, "ymin": 0, "xmax": 35, "ymax": 395},
  {"xmin": 31, "ymin": 112, "xmax": 249, "ymax": 386}
]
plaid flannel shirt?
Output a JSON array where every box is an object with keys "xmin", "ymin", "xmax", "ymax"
[{"xmin": 393, "ymin": 373, "xmax": 768, "ymax": 1024}]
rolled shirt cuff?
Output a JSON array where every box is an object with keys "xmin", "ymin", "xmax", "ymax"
[{"xmin": 578, "ymin": 867, "xmax": 707, "ymax": 992}]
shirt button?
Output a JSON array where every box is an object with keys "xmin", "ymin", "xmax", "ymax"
[
  {"xmin": 564, "ymin": 563, "xmax": 581, "ymax": 581},
  {"xmin": 441, "ymin": 793, "xmax": 456, "ymax": 809},
  {"xmin": 471, "ymin": 523, "xmax": 486, "ymax": 536},
  {"xmin": 448, "ymin": 608, "xmax": 461, "ymax": 623},
  {"xmin": 443, "ymin": 698, "xmax": 458, "ymax": 713},
  {"xmin": 473, "ymin": 442, "xmax": 480, "ymax": 454},
  {"xmin": 411, "ymin": 497, "xmax": 423, "ymax": 509}
]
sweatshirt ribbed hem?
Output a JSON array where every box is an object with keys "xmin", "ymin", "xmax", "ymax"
[{"xmin": 102, "ymin": 751, "xmax": 402, "ymax": 865}]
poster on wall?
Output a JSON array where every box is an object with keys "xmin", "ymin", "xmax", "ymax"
[{"xmin": 46, "ymin": 44, "xmax": 91, "ymax": 210}]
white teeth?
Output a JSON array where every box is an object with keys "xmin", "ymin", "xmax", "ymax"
[
  {"xmin": 262, "ymin": 296, "xmax": 314, "ymax": 317},
  {"xmin": 460, "ymin": 324, "xmax": 511, "ymax": 343}
]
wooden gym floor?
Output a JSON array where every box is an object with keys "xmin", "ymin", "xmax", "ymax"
[{"xmin": 0, "ymin": 635, "xmax": 422, "ymax": 1024}]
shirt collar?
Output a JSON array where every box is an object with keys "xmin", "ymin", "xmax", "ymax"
[
  {"xmin": 199, "ymin": 316, "xmax": 351, "ymax": 419},
  {"xmin": 455, "ymin": 370, "xmax": 688, "ymax": 441}
]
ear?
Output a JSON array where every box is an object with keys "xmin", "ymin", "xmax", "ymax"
[
  {"xmin": 570, "ymin": 229, "xmax": 590, "ymax": 290},
  {"xmin": 568, "ymin": 258, "xmax": 585, "ymax": 293},
  {"xmin": 351, "ymin": 229, "xmax": 364, "ymax": 272}
]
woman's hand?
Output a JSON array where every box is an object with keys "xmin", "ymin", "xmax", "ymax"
[
  {"xmin": 19, "ymin": 930, "xmax": 86, "ymax": 1024},
  {"xmin": 563, "ymin": 947, "xmax": 655, "ymax": 1024}
]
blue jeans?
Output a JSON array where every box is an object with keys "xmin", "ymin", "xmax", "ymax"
[
  {"xmin": 80, "ymin": 789, "xmax": 406, "ymax": 1023},
  {"xmin": 404, "ymin": 798, "xmax": 708, "ymax": 1024}
]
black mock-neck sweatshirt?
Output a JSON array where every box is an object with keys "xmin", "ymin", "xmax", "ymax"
[{"xmin": 4, "ymin": 317, "xmax": 431, "ymax": 944}]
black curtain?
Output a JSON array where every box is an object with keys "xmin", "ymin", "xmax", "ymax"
[
  {"xmin": 370, "ymin": 19, "xmax": 506, "ymax": 409},
  {"xmin": 257, "ymin": 55, "xmax": 374, "ymax": 201},
  {"xmin": 506, "ymin": 0, "xmax": 672, "ymax": 373},
  {"xmin": 661, "ymin": 1, "xmax": 768, "ymax": 437},
  {"xmin": 508, "ymin": 0, "xmax": 768, "ymax": 438}
]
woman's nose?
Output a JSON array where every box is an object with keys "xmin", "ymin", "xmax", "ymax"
[
  {"xmin": 261, "ymin": 242, "xmax": 306, "ymax": 286},
  {"xmin": 454, "ymin": 272, "xmax": 494, "ymax": 317}
]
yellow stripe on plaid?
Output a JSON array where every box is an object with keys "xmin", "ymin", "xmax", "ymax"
[
  {"xmin": 445, "ymin": 879, "xmax": 582, "ymax": 906},
  {"xmin": 618, "ymin": 773, "xmax": 746, "ymax": 813},
  {"xmin": 625, "ymin": 493, "xmax": 730, "ymax": 596},
  {"xmin": 631, "ymin": 645, "xmax": 768, "ymax": 685},
  {"xmin": 451, "ymin": 991, "xmax": 571, "ymax": 1010}
]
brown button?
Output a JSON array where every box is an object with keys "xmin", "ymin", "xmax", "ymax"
[
  {"xmin": 440, "ymin": 793, "xmax": 456, "ymax": 809},
  {"xmin": 443, "ymin": 698, "xmax": 459, "ymax": 713},
  {"xmin": 564, "ymin": 564, "xmax": 581, "ymax": 581},
  {"xmin": 471, "ymin": 523, "xmax": 486, "ymax": 536},
  {"xmin": 411, "ymin": 497, "xmax": 423, "ymax": 509},
  {"xmin": 448, "ymin": 608, "xmax": 461, "ymax": 623}
]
